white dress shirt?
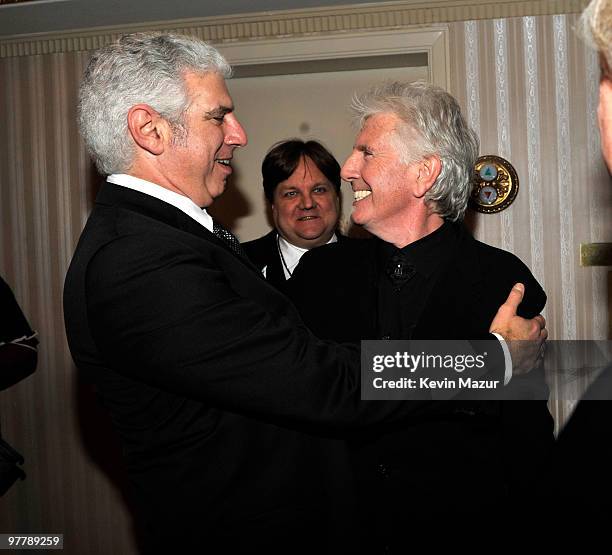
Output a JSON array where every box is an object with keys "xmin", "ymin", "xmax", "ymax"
[
  {"xmin": 266, "ymin": 233, "xmax": 338, "ymax": 280},
  {"xmin": 107, "ymin": 174, "xmax": 214, "ymax": 232}
]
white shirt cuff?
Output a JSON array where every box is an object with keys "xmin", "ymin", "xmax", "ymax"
[{"xmin": 492, "ymin": 332, "xmax": 512, "ymax": 385}]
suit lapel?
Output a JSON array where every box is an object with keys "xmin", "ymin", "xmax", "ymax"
[
  {"xmin": 96, "ymin": 181, "xmax": 260, "ymax": 272},
  {"xmin": 261, "ymin": 233, "xmax": 288, "ymax": 287},
  {"xmin": 97, "ymin": 181, "xmax": 307, "ymax": 326}
]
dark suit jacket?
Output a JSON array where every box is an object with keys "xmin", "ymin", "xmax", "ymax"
[
  {"xmin": 242, "ymin": 229, "xmax": 350, "ymax": 290},
  {"xmin": 287, "ymin": 222, "xmax": 554, "ymax": 549},
  {"xmin": 554, "ymin": 365, "xmax": 612, "ymax": 529},
  {"xmin": 63, "ymin": 182, "xmax": 438, "ymax": 553}
]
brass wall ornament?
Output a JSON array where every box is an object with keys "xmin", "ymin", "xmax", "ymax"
[{"xmin": 470, "ymin": 155, "xmax": 519, "ymax": 213}]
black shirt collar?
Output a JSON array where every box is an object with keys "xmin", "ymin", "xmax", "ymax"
[{"xmin": 377, "ymin": 220, "xmax": 458, "ymax": 278}]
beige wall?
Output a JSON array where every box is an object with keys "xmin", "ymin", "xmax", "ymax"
[
  {"xmin": 0, "ymin": 3, "xmax": 609, "ymax": 553},
  {"xmin": 447, "ymin": 14, "xmax": 611, "ymax": 424},
  {"xmin": 450, "ymin": 14, "xmax": 610, "ymax": 342}
]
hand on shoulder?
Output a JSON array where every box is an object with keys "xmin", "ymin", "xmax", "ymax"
[{"xmin": 490, "ymin": 283, "xmax": 548, "ymax": 374}]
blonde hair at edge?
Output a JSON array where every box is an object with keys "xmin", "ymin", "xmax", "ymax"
[{"xmin": 581, "ymin": 0, "xmax": 612, "ymax": 74}]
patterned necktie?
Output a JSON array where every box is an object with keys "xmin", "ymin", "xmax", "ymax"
[
  {"xmin": 385, "ymin": 252, "xmax": 416, "ymax": 290},
  {"xmin": 213, "ymin": 221, "xmax": 246, "ymax": 258}
]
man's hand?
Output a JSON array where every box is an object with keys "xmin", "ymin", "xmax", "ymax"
[{"xmin": 489, "ymin": 283, "xmax": 547, "ymax": 375}]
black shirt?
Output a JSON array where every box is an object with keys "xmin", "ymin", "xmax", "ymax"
[{"xmin": 376, "ymin": 220, "xmax": 458, "ymax": 339}]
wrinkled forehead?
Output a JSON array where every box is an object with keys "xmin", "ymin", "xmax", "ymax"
[
  {"xmin": 181, "ymin": 70, "xmax": 233, "ymax": 106},
  {"xmin": 358, "ymin": 113, "xmax": 402, "ymax": 141},
  {"xmin": 359, "ymin": 112, "xmax": 420, "ymax": 149}
]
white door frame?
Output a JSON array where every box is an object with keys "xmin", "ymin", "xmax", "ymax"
[{"xmin": 216, "ymin": 26, "xmax": 450, "ymax": 91}]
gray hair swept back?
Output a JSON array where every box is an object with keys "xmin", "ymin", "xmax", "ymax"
[
  {"xmin": 78, "ymin": 32, "xmax": 231, "ymax": 175},
  {"xmin": 579, "ymin": 0, "xmax": 612, "ymax": 76},
  {"xmin": 351, "ymin": 81, "xmax": 479, "ymax": 221}
]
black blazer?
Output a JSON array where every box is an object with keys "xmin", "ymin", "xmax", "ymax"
[
  {"xmin": 242, "ymin": 229, "xmax": 351, "ymax": 290},
  {"xmin": 289, "ymin": 224, "xmax": 546, "ymax": 341},
  {"xmin": 554, "ymin": 365, "xmax": 612, "ymax": 529},
  {"xmin": 287, "ymin": 223, "xmax": 554, "ymax": 548},
  {"xmin": 63, "ymin": 182, "xmax": 438, "ymax": 553}
]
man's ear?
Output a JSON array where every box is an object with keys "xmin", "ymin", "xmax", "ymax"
[
  {"xmin": 414, "ymin": 155, "xmax": 442, "ymax": 197},
  {"xmin": 127, "ymin": 104, "xmax": 169, "ymax": 156}
]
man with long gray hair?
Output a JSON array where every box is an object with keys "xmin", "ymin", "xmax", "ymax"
[
  {"xmin": 288, "ymin": 81, "xmax": 553, "ymax": 550},
  {"xmin": 64, "ymin": 34, "xmax": 547, "ymax": 553}
]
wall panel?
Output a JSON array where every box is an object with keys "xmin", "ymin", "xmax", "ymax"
[{"xmin": 450, "ymin": 14, "xmax": 611, "ymax": 426}]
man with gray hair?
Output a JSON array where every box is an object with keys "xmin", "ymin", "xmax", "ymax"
[
  {"xmin": 288, "ymin": 81, "xmax": 553, "ymax": 549},
  {"xmin": 64, "ymin": 34, "xmax": 546, "ymax": 553}
]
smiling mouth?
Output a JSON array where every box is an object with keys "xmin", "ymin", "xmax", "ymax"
[
  {"xmin": 215, "ymin": 158, "xmax": 231, "ymax": 166},
  {"xmin": 297, "ymin": 216, "xmax": 319, "ymax": 221},
  {"xmin": 353, "ymin": 190, "xmax": 372, "ymax": 201}
]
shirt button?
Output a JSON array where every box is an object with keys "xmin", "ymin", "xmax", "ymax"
[{"xmin": 377, "ymin": 463, "xmax": 390, "ymax": 478}]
